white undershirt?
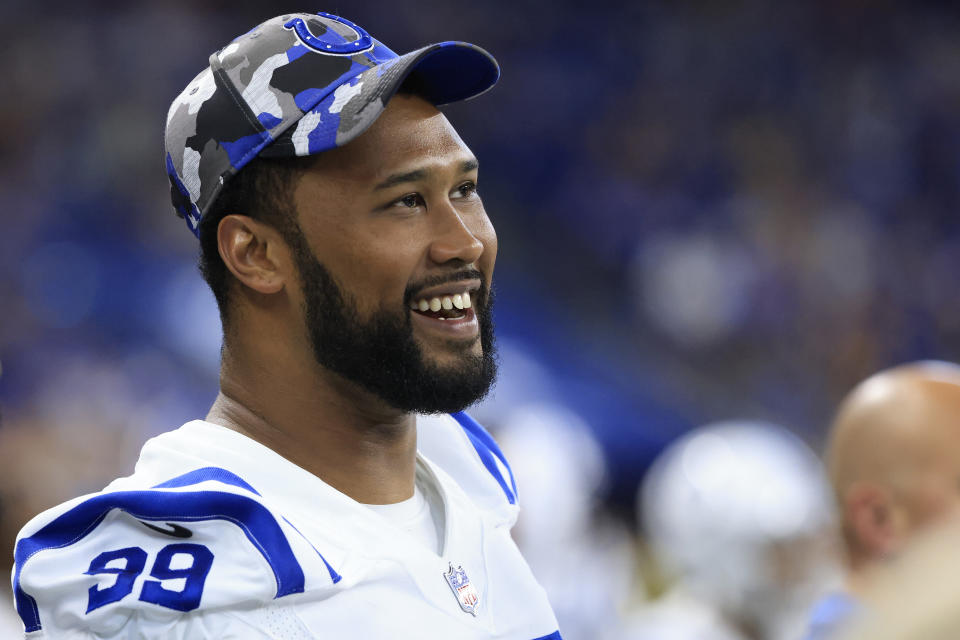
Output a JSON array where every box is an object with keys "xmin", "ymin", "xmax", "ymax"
[{"xmin": 362, "ymin": 460, "xmax": 445, "ymax": 555}]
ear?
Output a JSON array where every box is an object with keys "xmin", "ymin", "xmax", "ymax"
[
  {"xmin": 217, "ymin": 214, "xmax": 289, "ymax": 295},
  {"xmin": 846, "ymin": 483, "xmax": 906, "ymax": 558}
]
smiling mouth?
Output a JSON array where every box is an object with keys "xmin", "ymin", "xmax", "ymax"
[{"xmin": 409, "ymin": 291, "xmax": 473, "ymax": 320}]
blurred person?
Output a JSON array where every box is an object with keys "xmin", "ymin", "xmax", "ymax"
[
  {"xmin": 12, "ymin": 12, "xmax": 559, "ymax": 639},
  {"xmin": 830, "ymin": 512, "xmax": 960, "ymax": 640},
  {"xmin": 617, "ymin": 421, "xmax": 840, "ymax": 640},
  {"xmin": 497, "ymin": 403, "xmax": 635, "ymax": 640},
  {"xmin": 804, "ymin": 361, "xmax": 960, "ymax": 639}
]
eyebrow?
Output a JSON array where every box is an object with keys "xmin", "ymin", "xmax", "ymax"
[{"xmin": 372, "ymin": 158, "xmax": 479, "ymax": 191}]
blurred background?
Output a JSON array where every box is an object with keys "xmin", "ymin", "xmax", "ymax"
[{"xmin": 2, "ymin": 0, "xmax": 960, "ymax": 637}]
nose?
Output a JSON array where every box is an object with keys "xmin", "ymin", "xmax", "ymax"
[{"xmin": 428, "ymin": 204, "xmax": 487, "ymax": 266}]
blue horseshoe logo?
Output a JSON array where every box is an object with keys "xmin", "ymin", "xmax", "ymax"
[{"xmin": 284, "ymin": 12, "xmax": 374, "ymax": 55}]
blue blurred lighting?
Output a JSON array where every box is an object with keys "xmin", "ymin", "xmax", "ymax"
[{"xmin": 22, "ymin": 242, "xmax": 101, "ymax": 329}]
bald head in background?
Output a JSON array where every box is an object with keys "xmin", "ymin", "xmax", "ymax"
[{"xmin": 826, "ymin": 361, "xmax": 960, "ymax": 591}]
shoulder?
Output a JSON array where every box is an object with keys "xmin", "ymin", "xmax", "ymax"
[
  {"xmin": 14, "ymin": 467, "xmax": 339, "ymax": 637},
  {"xmin": 417, "ymin": 411, "xmax": 519, "ymax": 522}
]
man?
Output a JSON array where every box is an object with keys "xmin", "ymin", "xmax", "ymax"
[
  {"xmin": 13, "ymin": 12, "xmax": 560, "ymax": 639},
  {"xmin": 803, "ymin": 361, "xmax": 960, "ymax": 639},
  {"xmin": 830, "ymin": 511, "xmax": 960, "ymax": 640}
]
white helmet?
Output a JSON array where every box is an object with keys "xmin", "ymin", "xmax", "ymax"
[{"xmin": 640, "ymin": 421, "xmax": 841, "ymax": 639}]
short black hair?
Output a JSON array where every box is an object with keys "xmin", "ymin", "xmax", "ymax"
[{"xmin": 197, "ymin": 154, "xmax": 315, "ymax": 328}]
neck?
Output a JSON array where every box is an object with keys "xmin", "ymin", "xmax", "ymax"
[
  {"xmin": 845, "ymin": 554, "xmax": 883, "ymax": 600},
  {"xmin": 207, "ymin": 338, "xmax": 418, "ymax": 505}
]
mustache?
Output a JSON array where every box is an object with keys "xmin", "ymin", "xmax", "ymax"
[{"xmin": 404, "ymin": 269, "xmax": 487, "ymax": 304}]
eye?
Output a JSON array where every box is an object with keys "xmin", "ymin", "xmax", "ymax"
[
  {"xmin": 393, "ymin": 193, "xmax": 425, "ymax": 209},
  {"xmin": 452, "ymin": 181, "xmax": 478, "ymax": 200}
]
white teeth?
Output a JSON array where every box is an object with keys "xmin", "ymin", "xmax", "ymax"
[{"xmin": 411, "ymin": 291, "xmax": 474, "ymax": 313}]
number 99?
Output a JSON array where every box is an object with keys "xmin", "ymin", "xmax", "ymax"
[{"xmin": 86, "ymin": 543, "xmax": 214, "ymax": 613}]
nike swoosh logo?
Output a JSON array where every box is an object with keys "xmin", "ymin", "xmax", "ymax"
[{"xmin": 138, "ymin": 521, "xmax": 193, "ymax": 538}]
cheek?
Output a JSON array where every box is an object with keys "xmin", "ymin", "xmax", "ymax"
[
  {"xmin": 328, "ymin": 233, "xmax": 423, "ymax": 310},
  {"xmin": 910, "ymin": 478, "xmax": 960, "ymax": 525}
]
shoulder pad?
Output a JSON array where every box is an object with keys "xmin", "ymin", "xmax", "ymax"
[{"xmin": 14, "ymin": 467, "xmax": 339, "ymax": 636}]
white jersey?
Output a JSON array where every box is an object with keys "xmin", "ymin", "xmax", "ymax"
[{"xmin": 13, "ymin": 412, "xmax": 561, "ymax": 639}]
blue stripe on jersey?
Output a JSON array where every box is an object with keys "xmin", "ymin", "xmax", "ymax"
[
  {"xmin": 282, "ymin": 516, "xmax": 342, "ymax": 584},
  {"xmin": 451, "ymin": 411, "xmax": 518, "ymax": 505},
  {"xmin": 531, "ymin": 632, "xmax": 563, "ymax": 640},
  {"xmin": 151, "ymin": 468, "xmax": 340, "ymax": 584},
  {"xmin": 153, "ymin": 466, "xmax": 261, "ymax": 495},
  {"xmin": 14, "ymin": 489, "xmax": 306, "ymax": 633}
]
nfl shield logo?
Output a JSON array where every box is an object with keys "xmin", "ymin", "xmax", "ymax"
[{"xmin": 443, "ymin": 562, "xmax": 480, "ymax": 616}]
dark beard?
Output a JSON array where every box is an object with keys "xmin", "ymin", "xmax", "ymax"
[{"xmin": 288, "ymin": 226, "xmax": 497, "ymax": 414}]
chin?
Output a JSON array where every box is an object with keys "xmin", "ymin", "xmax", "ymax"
[{"xmin": 422, "ymin": 342, "xmax": 484, "ymax": 366}]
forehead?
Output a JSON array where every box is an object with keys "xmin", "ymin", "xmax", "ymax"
[{"xmin": 306, "ymin": 94, "xmax": 474, "ymax": 182}]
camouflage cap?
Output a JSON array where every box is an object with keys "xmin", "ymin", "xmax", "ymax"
[{"xmin": 165, "ymin": 11, "xmax": 500, "ymax": 237}]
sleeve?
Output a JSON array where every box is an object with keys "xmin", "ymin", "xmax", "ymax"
[
  {"xmin": 416, "ymin": 412, "xmax": 519, "ymax": 526},
  {"xmin": 13, "ymin": 470, "xmax": 339, "ymax": 639}
]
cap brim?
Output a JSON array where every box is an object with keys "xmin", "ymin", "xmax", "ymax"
[
  {"xmin": 264, "ymin": 41, "xmax": 499, "ymax": 158},
  {"xmin": 389, "ymin": 41, "xmax": 501, "ymax": 107}
]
